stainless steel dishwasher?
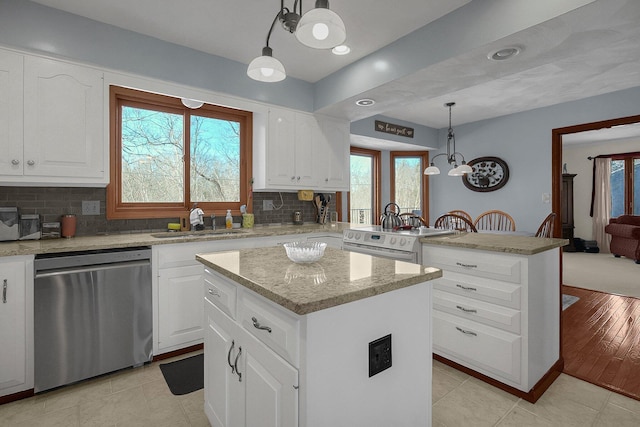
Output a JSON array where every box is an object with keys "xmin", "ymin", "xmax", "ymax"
[{"xmin": 34, "ymin": 247, "xmax": 153, "ymax": 393}]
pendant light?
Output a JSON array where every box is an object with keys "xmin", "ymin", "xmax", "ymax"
[
  {"xmin": 247, "ymin": 46, "xmax": 286, "ymax": 82},
  {"xmin": 247, "ymin": 0, "xmax": 346, "ymax": 82},
  {"xmin": 424, "ymin": 102, "xmax": 473, "ymax": 176},
  {"xmin": 295, "ymin": 0, "xmax": 346, "ymax": 49}
]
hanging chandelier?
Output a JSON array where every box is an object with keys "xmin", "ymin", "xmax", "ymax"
[
  {"xmin": 247, "ymin": 0, "xmax": 346, "ymax": 82},
  {"xmin": 424, "ymin": 102, "xmax": 473, "ymax": 176}
]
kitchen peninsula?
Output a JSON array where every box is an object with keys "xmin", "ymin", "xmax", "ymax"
[{"xmin": 196, "ymin": 247, "xmax": 442, "ymax": 427}]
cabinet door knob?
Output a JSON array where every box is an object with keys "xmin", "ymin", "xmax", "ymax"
[
  {"xmin": 208, "ymin": 288, "xmax": 221, "ymax": 298},
  {"xmin": 11, "ymin": 159, "xmax": 20, "ymax": 165},
  {"xmin": 290, "ymin": 176, "xmax": 296, "ymax": 181},
  {"xmin": 27, "ymin": 160, "xmax": 36, "ymax": 166},
  {"xmin": 2, "ymin": 279, "xmax": 6, "ymax": 303},
  {"xmin": 456, "ymin": 284, "xmax": 477, "ymax": 292}
]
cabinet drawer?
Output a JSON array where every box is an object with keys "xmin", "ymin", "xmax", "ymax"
[
  {"xmin": 433, "ymin": 273, "xmax": 522, "ymax": 309},
  {"xmin": 423, "ymin": 246, "xmax": 522, "ymax": 284},
  {"xmin": 204, "ymin": 268, "xmax": 237, "ymax": 319},
  {"xmin": 433, "ymin": 289, "xmax": 521, "ymax": 334},
  {"xmin": 433, "ymin": 310, "xmax": 521, "ymax": 384},
  {"xmin": 238, "ymin": 289, "xmax": 300, "ymax": 368}
]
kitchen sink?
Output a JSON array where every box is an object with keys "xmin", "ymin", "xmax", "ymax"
[{"xmin": 151, "ymin": 229, "xmax": 247, "ymax": 238}]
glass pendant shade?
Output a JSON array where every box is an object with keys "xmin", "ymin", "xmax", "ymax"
[
  {"xmin": 448, "ymin": 164, "xmax": 469, "ymax": 176},
  {"xmin": 295, "ymin": 1, "xmax": 346, "ymax": 49},
  {"xmin": 181, "ymin": 98, "xmax": 203, "ymax": 109},
  {"xmin": 424, "ymin": 164, "xmax": 441, "ymax": 175},
  {"xmin": 247, "ymin": 47, "xmax": 286, "ymax": 82},
  {"xmin": 458, "ymin": 163, "xmax": 473, "ymax": 174}
]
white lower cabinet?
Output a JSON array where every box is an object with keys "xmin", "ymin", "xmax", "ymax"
[
  {"xmin": 153, "ymin": 233, "xmax": 339, "ymax": 355},
  {"xmin": 423, "ymin": 245, "xmax": 560, "ymax": 393},
  {"xmin": 0, "ymin": 255, "xmax": 34, "ymax": 397},
  {"xmin": 205, "ymin": 275, "xmax": 298, "ymax": 427},
  {"xmin": 203, "ymin": 263, "xmax": 433, "ymax": 427}
]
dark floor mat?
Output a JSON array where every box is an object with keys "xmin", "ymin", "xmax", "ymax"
[{"xmin": 159, "ymin": 353, "xmax": 204, "ymax": 395}]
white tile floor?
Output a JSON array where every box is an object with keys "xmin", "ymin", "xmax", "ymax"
[{"xmin": 2, "ymin": 352, "xmax": 640, "ymax": 426}]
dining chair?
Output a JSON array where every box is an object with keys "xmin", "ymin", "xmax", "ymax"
[
  {"xmin": 434, "ymin": 213, "xmax": 478, "ymax": 232},
  {"xmin": 447, "ymin": 210, "xmax": 473, "ymax": 223},
  {"xmin": 535, "ymin": 213, "xmax": 556, "ymax": 238},
  {"xmin": 474, "ymin": 210, "xmax": 516, "ymax": 232},
  {"xmin": 399, "ymin": 212, "xmax": 428, "ymax": 227}
]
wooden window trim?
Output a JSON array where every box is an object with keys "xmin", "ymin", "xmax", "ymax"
[
  {"xmin": 107, "ymin": 86, "xmax": 252, "ymax": 219},
  {"xmin": 343, "ymin": 147, "xmax": 381, "ymax": 224},
  {"xmin": 389, "ymin": 151, "xmax": 429, "ymax": 223}
]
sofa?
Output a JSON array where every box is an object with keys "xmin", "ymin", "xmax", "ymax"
[{"xmin": 605, "ymin": 215, "xmax": 640, "ymax": 264}]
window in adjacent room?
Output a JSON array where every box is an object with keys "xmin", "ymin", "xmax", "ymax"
[
  {"xmin": 107, "ymin": 86, "xmax": 252, "ymax": 219},
  {"xmin": 611, "ymin": 153, "xmax": 640, "ymax": 217},
  {"xmin": 348, "ymin": 147, "xmax": 381, "ymax": 225},
  {"xmin": 390, "ymin": 151, "xmax": 429, "ymax": 220}
]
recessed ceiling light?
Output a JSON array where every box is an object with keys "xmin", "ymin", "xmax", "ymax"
[
  {"xmin": 332, "ymin": 45, "xmax": 351, "ymax": 55},
  {"xmin": 488, "ymin": 46, "xmax": 521, "ymax": 61},
  {"xmin": 355, "ymin": 98, "xmax": 375, "ymax": 107}
]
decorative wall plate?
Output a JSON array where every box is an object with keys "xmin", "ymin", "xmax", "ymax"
[{"xmin": 462, "ymin": 156, "xmax": 509, "ymax": 192}]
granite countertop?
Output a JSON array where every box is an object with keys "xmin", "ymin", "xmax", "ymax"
[
  {"xmin": 0, "ymin": 223, "xmax": 352, "ymax": 257},
  {"xmin": 197, "ymin": 247, "xmax": 442, "ymax": 315},
  {"xmin": 421, "ymin": 232, "xmax": 569, "ymax": 255}
]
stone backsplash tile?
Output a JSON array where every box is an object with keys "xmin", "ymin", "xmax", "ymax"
[{"xmin": 0, "ymin": 187, "xmax": 337, "ymax": 236}]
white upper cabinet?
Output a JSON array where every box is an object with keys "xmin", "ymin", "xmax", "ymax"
[
  {"xmin": 23, "ymin": 56, "xmax": 105, "ymax": 183},
  {"xmin": 316, "ymin": 115, "xmax": 350, "ymax": 191},
  {"xmin": 264, "ymin": 108, "xmax": 316, "ymax": 188},
  {"xmin": 0, "ymin": 49, "xmax": 107, "ymax": 186},
  {"xmin": 254, "ymin": 107, "xmax": 349, "ymax": 191},
  {"xmin": 0, "ymin": 49, "xmax": 24, "ymax": 177}
]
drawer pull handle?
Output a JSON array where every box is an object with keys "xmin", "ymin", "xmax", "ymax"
[
  {"xmin": 455, "ymin": 326, "xmax": 477, "ymax": 336},
  {"xmin": 234, "ymin": 347, "xmax": 242, "ymax": 382},
  {"xmin": 2, "ymin": 279, "xmax": 6, "ymax": 303},
  {"xmin": 252, "ymin": 317, "xmax": 272, "ymax": 333},
  {"xmin": 456, "ymin": 305, "xmax": 477, "ymax": 314},
  {"xmin": 456, "ymin": 284, "xmax": 477, "ymax": 292},
  {"xmin": 208, "ymin": 288, "xmax": 221, "ymax": 297},
  {"xmin": 456, "ymin": 262, "xmax": 477, "ymax": 268},
  {"xmin": 227, "ymin": 340, "xmax": 236, "ymax": 373}
]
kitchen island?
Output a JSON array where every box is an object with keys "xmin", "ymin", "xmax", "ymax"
[
  {"xmin": 196, "ymin": 246, "xmax": 442, "ymax": 427},
  {"xmin": 421, "ymin": 232, "xmax": 568, "ymax": 403}
]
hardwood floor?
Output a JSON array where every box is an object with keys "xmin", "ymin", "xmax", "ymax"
[{"xmin": 563, "ymin": 285, "xmax": 640, "ymax": 401}]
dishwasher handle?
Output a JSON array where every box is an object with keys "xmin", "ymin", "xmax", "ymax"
[{"xmin": 35, "ymin": 259, "xmax": 150, "ymax": 279}]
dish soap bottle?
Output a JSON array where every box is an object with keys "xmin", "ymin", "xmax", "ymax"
[{"xmin": 225, "ymin": 209, "xmax": 233, "ymax": 229}]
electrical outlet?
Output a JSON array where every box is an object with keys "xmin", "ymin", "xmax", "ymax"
[
  {"xmin": 263, "ymin": 200, "xmax": 274, "ymax": 211},
  {"xmin": 542, "ymin": 193, "xmax": 551, "ymax": 204},
  {"xmin": 82, "ymin": 200, "xmax": 101, "ymax": 216},
  {"xmin": 369, "ymin": 334, "xmax": 392, "ymax": 377}
]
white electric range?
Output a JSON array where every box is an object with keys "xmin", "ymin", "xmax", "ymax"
[{"xmin": 342, "ymin": 226, "xmax": 455, "ymax": 264}]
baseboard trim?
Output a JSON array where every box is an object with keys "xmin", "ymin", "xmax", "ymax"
[
  {"xmin": 153, "ymin": 343, "xmax": 204, "ymax": 362},
  {"xmin": 433, "ymin": 354, "xmax": 564, "ymax": 403}
]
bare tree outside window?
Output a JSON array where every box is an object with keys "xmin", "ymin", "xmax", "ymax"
[{"xmin": 107, "ymin": 86, "xmax": 252, "ymax": 220}]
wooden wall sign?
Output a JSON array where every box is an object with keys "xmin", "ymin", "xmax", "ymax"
[{"xmin": 375, "ymin": 120, "xmax": 414, "ymax": 138}]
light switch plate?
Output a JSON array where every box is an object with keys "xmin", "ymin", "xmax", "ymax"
[{"xmin": 82, "ymin": 200, "xmax": 101, "ymax": 215}]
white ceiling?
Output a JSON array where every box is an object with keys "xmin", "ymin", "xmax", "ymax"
[{"xmin": 30, "ymin": 0, "xmax": 640, "ymax": 134}]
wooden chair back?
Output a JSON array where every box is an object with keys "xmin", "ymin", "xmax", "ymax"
[
  {"xmin": 535, "ymin": 213, "xmax": 556, "ymax": 238},
  {"xmin": 447, "ymin": 210, "xmax": 473, "ymax": 222},
  {"xmin": 474, "ymin": 210, "xmax": 516, "ymax": 231},
  {"xmin": 434, "ymin": 213, "xmax": 478, "ymax": 232}
]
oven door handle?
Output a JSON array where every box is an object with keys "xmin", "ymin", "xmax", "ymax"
[{"xmin": 342, "ymin": 242, "xmax": 418, "ymax": 262}]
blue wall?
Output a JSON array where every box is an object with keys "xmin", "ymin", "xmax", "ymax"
[{"xmin": 427, "ymin": 86, "xmax": 640, "ymax": 232}]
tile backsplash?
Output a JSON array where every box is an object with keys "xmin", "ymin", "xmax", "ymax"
[{"xmin": 0, "ymin": 187, "xmax": 335, "ymax": 236}]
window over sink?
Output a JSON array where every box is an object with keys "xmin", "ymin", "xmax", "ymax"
[{"xmin": 107, "ymin": 86, "xmax": 252, "ymax": 219}]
